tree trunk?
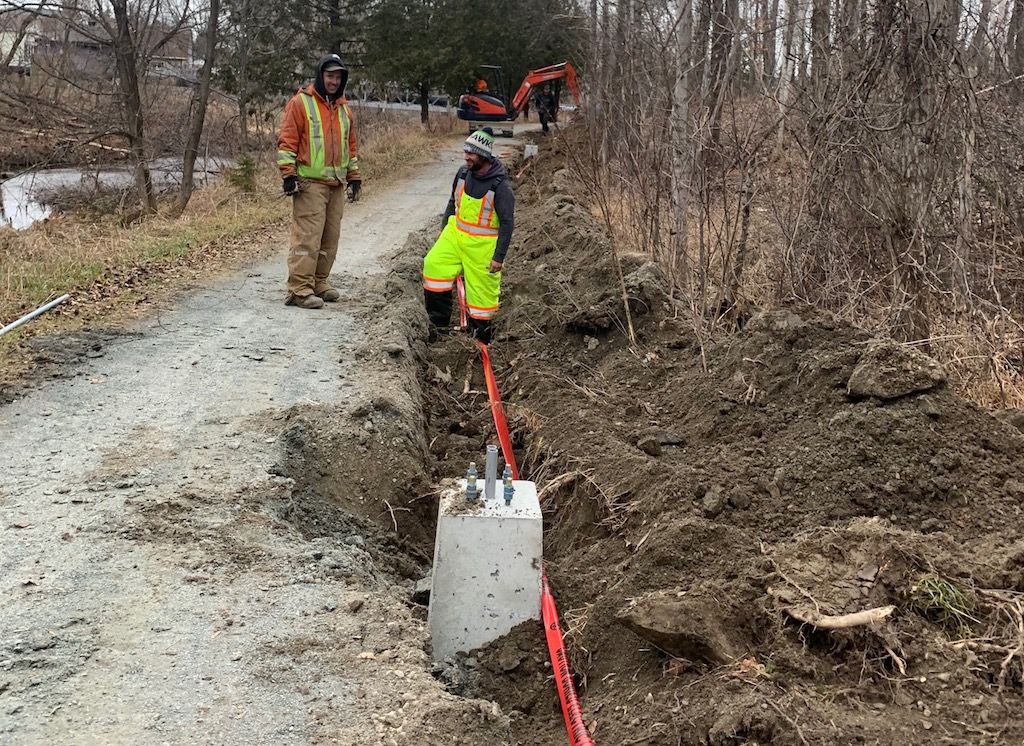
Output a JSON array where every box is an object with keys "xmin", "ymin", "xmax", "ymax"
[
  {"xmin": 238, "ymin": 88, "xmax": 249, "ymax": 151},
  {"xmin": 839, "ymin": 0, "xmax": 860, "ymax": 71},
  {"xmin": 761, "ymin": 0, "xmax": 781, "ymax": 85},
  {"xmin": 111, "ymin": 0, "xmax": 157, "ymax": 215},
  {"xmin": 729, "ymin": 156, "xmax": 755, "ymax": 304},
  {"xmin": 174, "ymin": 0, "xmax": 220, "ymax": 216},
  {"xmin": 598, "ymin": 0, "xmax": 611, "ymax": 164},
  {"xmin": 894, "ymin": 0, "xmax": 958, "ymax": 344},
  {"xmin": 419, "ymin": 81, "xmax": 429, "ymax": 124},
  {"xmin": 612, "ymin": 0, "xmax": 632, "ymax": 149},
  {"xmin": 971, "ymin": 0, "xmax": 993, "ymax": 65},
  {"xmin": 707, "ymin": 0, "xmax": 739, "ymax": 149},
  {"xmin": 810, "ymin": 0, "xmax": 829, "ymax": 94},
  {"xmin": 695, "ymin": 0, "xmax": 714, "ymax": 93},
  {"xmin": 955, "ymin": 89, "xmax": 978, "ymax": 294},
  {"xmin": 670, "ymin": 0, "xmax": 695, "ymax": 283},
  {"xmin": 753, "ymin": 0, "xmax": 766, "ymax": 85},
  {"xmin": 1008, "ymin": 0, "xmax": 1024, "ymax": 72},
  {"xmin": 797, "ymin": 1, "xmax": 811, "ymax": 84},
  {"xmin": 235, "ymin": 0, "xmax": 251, "ymax": 150},
  {"xmin": 588, "ymin": 0, "xmax": 599, "ymax": 142},
  {"xmin": 776, "ymin": 0, "xmax": 800, "ymax": 147}
]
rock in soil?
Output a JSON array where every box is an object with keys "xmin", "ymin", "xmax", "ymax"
[
  {"xmin": 617, "ymin": 589, "xmax": 741, "ymax": 665},
  {"xmin": 847, "ymin": 341, "xmax": 947, "ymax": 400}
]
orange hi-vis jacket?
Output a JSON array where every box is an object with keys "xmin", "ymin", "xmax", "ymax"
[{"xmin": 277, "ymin": 83, "xmax": 361, "ymax": 185}]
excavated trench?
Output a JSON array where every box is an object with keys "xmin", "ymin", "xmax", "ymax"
[
  {"xmin": 409, "ymin": 135, "xmax": 1024, "ymax": 745},
  {"xmin": 263, "ymin": 224, "xmax": 573, "ymax": 741},
  {"xmin": 229, "ymin": 132, "xmax": 1024, "ymax": 745}
]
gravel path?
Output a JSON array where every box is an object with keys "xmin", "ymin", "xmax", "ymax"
[{"xmin": 0, "ymin": 142, "xmax": 514, "ymax": 745}]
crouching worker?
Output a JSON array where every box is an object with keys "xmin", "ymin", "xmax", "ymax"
[{"xmin": 422, "ymin": 128, "xmax": 514, "ymax": 344}]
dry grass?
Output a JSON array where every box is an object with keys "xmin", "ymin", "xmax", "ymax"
[
  {"xmin": 0, "ymin": 110, "xmax": 460, "ymax": 376},
  {"xmin": 0, "ymin": 166, "xmax": 286, "ymax": 319},
  {"xmin": 352, "ymin": 105, "xmax": 461, "ymax": 184}
]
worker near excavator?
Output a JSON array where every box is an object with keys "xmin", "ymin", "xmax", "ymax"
[
  {"xmin": 277, "ymin": 53, "xmax": 362, "ymax": 309},
  {"xmin": 422, "ymin": 128, "xmax": 514, "ymax": 345},
  {"xmin": 535, "ymin": 83, "xmax": 557, "ymax": 134}
]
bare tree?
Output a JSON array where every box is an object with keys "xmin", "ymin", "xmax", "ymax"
[
  {"xmin": 971, "ymin": 0, "xmax": 994, "ymax": 64},
  {"xmin": 8, "ymin": 0, "xmax": 192, "ymax": 214},
  {"xmin": 110, "ymin": 0, "xmax": 158, "ymax": 212},
  {"xmin": 892, "ymin": 0, "xmax": 960, "ymax": 343},
  {"xmin": 670, "ymin": 0, "xmax": 695, "ymax": 282},
  {"xmin": 173, "ymin": 0, "xmax": 218, "ymax": 215},
  {"xmin": 776, "ymin": 0, "xmax": 800, "ymax": 146},
  {"xmin": 1009, "ymin": 0, "xmax": 1024, "ymax": 70},
  {"xmin": 809, "ymin": 0, "xmax": 828, "ymax": 93},
  {"xmin": 570, "ymin": 0, "xmax": 1024, "ymax": 403}
]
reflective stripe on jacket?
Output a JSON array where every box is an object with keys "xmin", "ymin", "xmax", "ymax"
[
  {"xmin": 277, "ymin": 84, "xmax": 361, "ymax": 184},
  {"xmin": 454, "ymin": 178, "xmax": 499, "ymax": 238}
]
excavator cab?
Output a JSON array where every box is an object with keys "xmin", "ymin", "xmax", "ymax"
[
  {"xmin": 459, "ymin": 65, "xmax": 514, "ymax": 130},
  {"xmin": 457, "ymin": 62, "xmax": 581, "ymax": 136}
]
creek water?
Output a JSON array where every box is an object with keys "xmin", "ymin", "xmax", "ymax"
[{"xmin": 1, "ymin": 156, "xmax": 225, "ymax": 230}]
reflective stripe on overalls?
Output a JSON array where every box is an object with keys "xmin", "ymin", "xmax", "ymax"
[
  {"xmin": 422, "ymin": 177, "xmax": 501, "ymax": 320},
  {"xmin": 454, "ymin": 178, "xmax": 499, "ymax": 237},
  {"xmin": 296, "ymin": 93, "xmax": 353, "ymax": 181}
]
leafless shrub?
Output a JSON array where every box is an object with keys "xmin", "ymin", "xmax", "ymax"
[{"xmin": 571, "ymin": 0, "xmax": 1024, "ymax": 405}]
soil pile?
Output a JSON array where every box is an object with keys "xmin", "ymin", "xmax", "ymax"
[{"xmin": 419, "ymin": 136, "xmax": 1024, "ymax": 744}]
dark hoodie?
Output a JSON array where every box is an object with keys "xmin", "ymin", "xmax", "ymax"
[
  {"xmin": 313, "ymin": 54, "xmax": 349, "ymax": 103},
  {"xmin": 442, "ymin": 159, "xmax": 515, "ymax": 263}
]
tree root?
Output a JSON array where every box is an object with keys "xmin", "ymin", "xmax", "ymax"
[{"xmin": 782, "ymin": 604, "xmax": 896, "ymax": 630}]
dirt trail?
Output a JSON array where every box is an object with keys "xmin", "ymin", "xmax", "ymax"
[{"xmin": 0, "ymin": 142, "xmax": 514, "ymax": 745}]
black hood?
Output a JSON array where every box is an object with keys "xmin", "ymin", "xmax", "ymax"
[
  {"xmin": 314, "ymin": 54, "xmax": 349, "ymax": 102},
  {"xmin": 469, "ymin": 157, "xmax": 507, "ymax": 185}
]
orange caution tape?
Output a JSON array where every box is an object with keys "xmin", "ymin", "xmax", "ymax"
[{"xmin": 455, "ymin": 276, "xmax": 593, "ymax": 744}]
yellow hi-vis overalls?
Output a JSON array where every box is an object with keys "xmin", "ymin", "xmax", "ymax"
[{"xmin": 422, "ymin": 177, "xmax": 500, "ymax": 320}]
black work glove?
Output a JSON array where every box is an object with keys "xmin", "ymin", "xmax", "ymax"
[
  {"xmin": 347, "ymin": 180, "xmax": 361, "ymax": 202},
  {"xmin": 282, "ymin": 175, "xmax": 298, "ymax": 196}
]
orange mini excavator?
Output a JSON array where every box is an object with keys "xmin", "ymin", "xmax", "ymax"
[{"xmin": 457, "ymin": 62, "xmax": 581, "ymax": 135}]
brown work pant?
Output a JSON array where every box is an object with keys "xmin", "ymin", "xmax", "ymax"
[{"xmin": 287, "ymin": 181, "xmax": 346, "ymax": 298}]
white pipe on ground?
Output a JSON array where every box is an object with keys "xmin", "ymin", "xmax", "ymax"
[{"xmin": 0, "ymin": 294, "xmax": 70, "ymax": 338}]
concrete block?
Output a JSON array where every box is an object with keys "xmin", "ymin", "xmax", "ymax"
[{"xmin": 428, "ymin": 479, "xmax": 542, "ymax": 661}]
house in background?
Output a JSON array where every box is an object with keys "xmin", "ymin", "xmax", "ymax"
[
  {"xmin": 0, "ymin": 12, "xmax": 42, "ymax": 72},
  {"xmin": 143, "ymin": 22, "xmax": 196, "ymax": 84},
  {"xmin": 0, "ymin": 11, "xmax": 193, "ymax": 81},
  {"xmin": 33, "ymin": 14, "xmax": 115, "ymax": 80}
]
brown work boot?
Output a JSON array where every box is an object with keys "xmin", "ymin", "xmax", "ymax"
[
  {"xmin": 317, "ymin": 288, "xmax": 341, "ymax": 302},
  {"xmin": 285, "ymin": 294, "xmax": 325, "ymax": 309}
]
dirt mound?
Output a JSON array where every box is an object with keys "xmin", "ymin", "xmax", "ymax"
[{"xmin": 418, "ymin": 135, "xmax": 1024, "ymax": 744}]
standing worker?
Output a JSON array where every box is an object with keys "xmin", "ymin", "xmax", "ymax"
[
  {"xmin": 422, "ymin": 128, "xmax": 514, "ymax": 345},
  {"xmin": 535, "ymin": 83, "xmax": 557, "ymax": 135},
  {"xmin": 277, "ymin": 53, "xmax": 362, "ymax": 309}
]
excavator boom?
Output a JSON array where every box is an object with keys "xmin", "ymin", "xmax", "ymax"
[
  {"xmin": 509, "ymin": 62, "xmax": 581, "ymax": 115},
  {"xmin": 457, "ymin": 61, "xmax": 582, "ymax": 126}
]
